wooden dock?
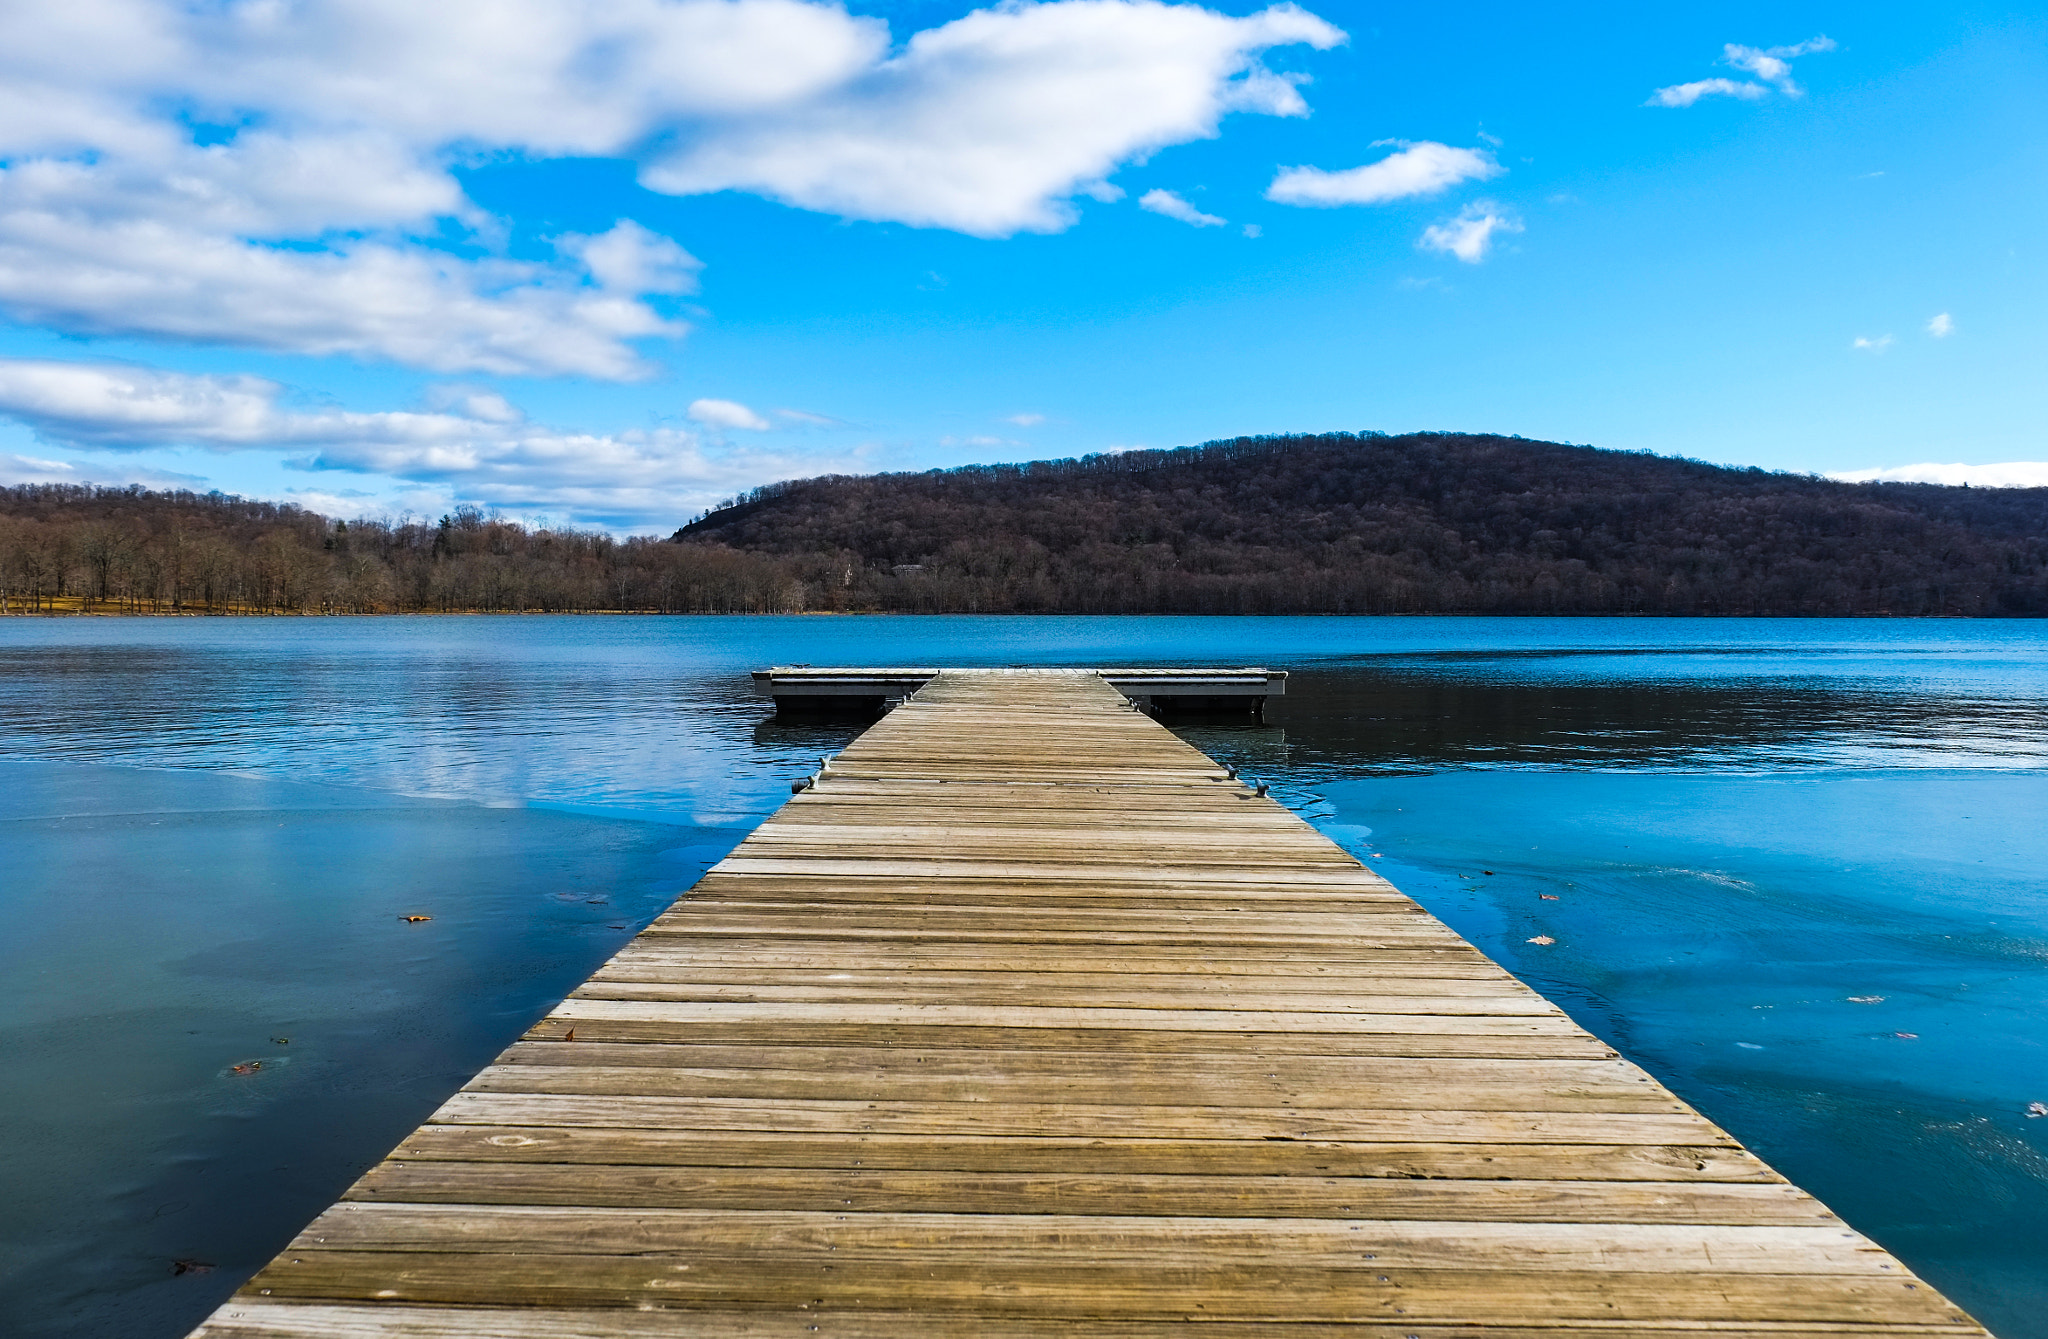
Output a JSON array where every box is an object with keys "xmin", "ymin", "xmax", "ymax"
[{"xmin": 193, "ymin": 669, "xmax": 1991, "ymax": 1337}]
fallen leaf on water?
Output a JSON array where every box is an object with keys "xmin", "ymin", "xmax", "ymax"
[
  {"xmin": 1527, "ymin": 935, "xmax": 1555, "ymax": 946},
  {"xmin": 1893, "ymin": 1032, "xmax": 1918, "ymax": 1040},
  {"xmin": 2026, "ymin": 1102, "xmax": 2048, "ymax": 1118},
  {"xmin": 229, "ymin": 1061, "xmax": 263, "ymax": 1076},
  {"xmin": 1540, "ymin": 894, "xmax": 1560, "ymax": 901},
  {"xmin": 1847, "ymin": 995, "xmax": 1884, "ymax": 1003},
  {"xmin": 1483, "ymin": 870, "xmax": 1496, "ymax": 876},
  {"xmin": 270, "ymin": 1036, "xmax": 290, "ymax": 1045},
  {"xmin": 171, "ymin": 1259, "xmax": 215, "ymax": 1276},
  {"xmin": 400, "ymin": 914, "xmax": 431, "ymax": 923}
]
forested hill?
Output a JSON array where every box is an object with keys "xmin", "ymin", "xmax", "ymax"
[
  {"xmin": 5, "ymin": 432, "xmax": 2044, "ymax": 616},
  {"xmin": 677, "ymin": 432, "xmax": 2048, "ymax": 616}
]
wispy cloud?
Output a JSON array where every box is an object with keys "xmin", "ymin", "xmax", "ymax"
[
  {"xmin": 1852, "ymin": 335, "xmax": 1894, "ymax": 352},
  {"xmin": 1005, "ymin": 413, "xmax": 1046, "ymax": 427},
  {"xmin": 1139, "ymin": 189, "xmax": 1227, "ymax": 228},
  {"xmin": 1267, "ymin": 142, "xmax": 1501, "ymax": 206},
  {"xmin": 687, "ymin": 398, "xmax": 772, "ymax": 431},
  {"xmin": 1831, "ymin": 461, "xmax": 2048, "ymax": 488},
  {"xmin": 1648, "ymin": 36, "xmax": 1835, "ymax": 106},
  {"xmin": 1419, "ymin": 202, "xmax": 1521, "ymax": 263},
  {"xmin": 0, "ymin": 357, "xmax": 845, "ymax": 527},
  {"xmin": 0, "ymin": 450, "xmax": 207, "ymax": 490},
  {"xmin": 1646, "ymin": 78, "xmax": 1769, "ymax": 108},
  {"xmin": 1927, "ymin": 312, "xmax": 1955, "ymax": 338},
  {"xmin": 1725, "ymin": 37, "xmax": 1837, "ymax": 93},
  {"xmin": 774, "ymin": 408, "xmax": 847, "ymax": 427}
]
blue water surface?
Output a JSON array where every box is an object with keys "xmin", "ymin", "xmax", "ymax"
[{"xmin": 2, "ymin": 615, "xmax": 2045, "ymax": 1337}]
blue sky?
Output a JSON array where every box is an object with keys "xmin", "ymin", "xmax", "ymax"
[{"xmin": 0, "ymin": 0, "xmax": 2042, "ymax": 529}]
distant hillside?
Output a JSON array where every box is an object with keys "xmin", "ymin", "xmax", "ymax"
[
  {"xmin": 7, "ymin": 433, "xmax": 2044, "ymax": 616},
  {"xmin": 676, "ymin": 432, "xmax": 2048, "ymax": 615}
]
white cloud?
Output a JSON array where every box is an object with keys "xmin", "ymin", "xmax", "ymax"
[
  {"xmin": 1646, "ymin": 78, "xmax": 1769, "ymax": 108},
  {"xmin": 0, "ymin": 357, "xmax": 841, "ymax": 527},
  {"xmin": 0, "ymin": 209, "xmax": 689, "ymax": 379},
  {"xmin": 644, "ymin": 2, "xmax": 1344, "ymax": 236},
  {"xmin": 1267, "ymin": 141, "xmax": 1500, "ymax": 206},
  {"xmin": 1928, "ymin": 312, "xmax": 1955, "ymax": 338},
  {"xmin": 0, "ymin": 450, "xmax": 206, "ymax": 489},
  {"xmin": 1830, "ymin": 462, "xmax": 2048, "ymax": 489},
  {"xmin": 563, "ymin": 222, "xmax": 703, "ymax": 296},
  {"xmin": 1006, "ymin": 413, "xmax": 1046, "ymax": 426},
  {"xmin": 1419, "ymin": 202, "xmax": 1520, "ymax": 263},
  {"xmin": 1852, "ymin": 335, "xmax": 1894, "ymax": 352},
  {"xmin": 1139, "ymin": 189, "xmax": 1227, "ymax": 227},
  {"xmin": 775, "ymin": 408, "xmax": 847, "ymax": 427},
  {"xmin": 0, "ymin": 0, "xmax": 1345, "ymax": 367},
  {"xmin": 687, "ymin": 398, "xmax": 773, "ymax": 431},
  {"xmin": 1241, "ymin": 223, "xmax": 1262, "ymax": 238},
  {"xmin": 1648, "ymin": 36, "xmax": 1834, "ymax": 106},
  {"xmin": 1725, "ymin": 37, "xmax": 1836, "ymax": 94}
]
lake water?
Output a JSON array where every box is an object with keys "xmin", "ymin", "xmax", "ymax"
[{"xmin": 2, "ymin": 616, "xmax": 2045, "ymax": 1337}]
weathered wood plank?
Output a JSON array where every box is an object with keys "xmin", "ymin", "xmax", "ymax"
[
  {"xmin": 456, "ymin": 1065, "xmax": 1689, "ymax": 1113},
  {"xmin": 197, "ymin": 1300, "xmax": 1987, "ymax": 1339},
  {"xmin": 514, "ymin": 1018, "xmax": 1620, "ymax": 1058},
  {"xmin": 385, "ymin": 1126, "xmax": 1781, "ymax": 1181},
  {"xmin": 235, "ymin": 1255, "xmax": 1971, "ymax": 1325},
  {"xmin": 343, "ymin": 1165, "xmax": 1825, "ymax": 1223}
]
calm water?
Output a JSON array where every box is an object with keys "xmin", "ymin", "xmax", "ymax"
[{"xmin": 2, "ymin": 616, "xmax": 2045, "ymax": 1337}]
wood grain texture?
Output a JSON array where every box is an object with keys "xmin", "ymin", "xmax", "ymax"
[{"xmin": 189, "ymin": 669, "xmax": 1993, "ymax": 1337}]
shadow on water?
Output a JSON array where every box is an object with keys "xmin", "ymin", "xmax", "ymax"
[{"xmin": 1258, "ymin": 661, "xmax": 2048, "ymax": 773}]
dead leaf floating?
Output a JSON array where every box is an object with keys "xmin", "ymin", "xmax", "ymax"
[
  {"xmin": 400, "ymin": 914, "xmax": 431, "ymax": 923},
  {"xmin": 1482, "ymin": 870, "xmax": 1496, "ymax": 876},
  {"xmin": 1847, "ymin": 995, "xmax": 1884, "ymax": 1004},
  {"xmin": 1539, "ymin": 894, "xmax": 1560, "ymax": 901},
  {"xmin": 1527, "ymin": 935, "xmax": 1555, "ymax": 946},
  {"xmin": 229, "ymin": 1061, "xmax": 263, "ymax": 1076},
  {"xmin": 1893, "ymin": 1031, "xmax": 1919, "ymax": 1040},
  {"xmin": 171, "ymin": 1259, "xmax": 215, "ymax": 1276}
]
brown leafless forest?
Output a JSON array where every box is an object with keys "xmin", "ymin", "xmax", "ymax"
[{"xmin": 6, "ymin": 432, "xmax": 2045, "ymax": 615}]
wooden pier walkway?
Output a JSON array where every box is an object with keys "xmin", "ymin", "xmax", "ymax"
[{"xmin": 194, "ymin": 669, "xmax": 1990, "ymax": 1337}]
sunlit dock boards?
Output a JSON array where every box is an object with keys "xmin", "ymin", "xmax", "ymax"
[{"xmin": 193, "ymin": 668, "xmax": 1991, "ymax": 1338}]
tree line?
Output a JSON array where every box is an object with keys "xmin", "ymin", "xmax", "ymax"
[{"xmin": 0, "ymin": 486, "xmax": 806, "ymax": 614}]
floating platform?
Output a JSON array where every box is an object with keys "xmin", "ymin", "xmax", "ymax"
[
  {"xmin": 193, "ymin": 668, "xmax": 1989, "ymax": 1337},
  {"xmin": 755, "ymin": 664, "xmax": 1286, "ymax": 716}
]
